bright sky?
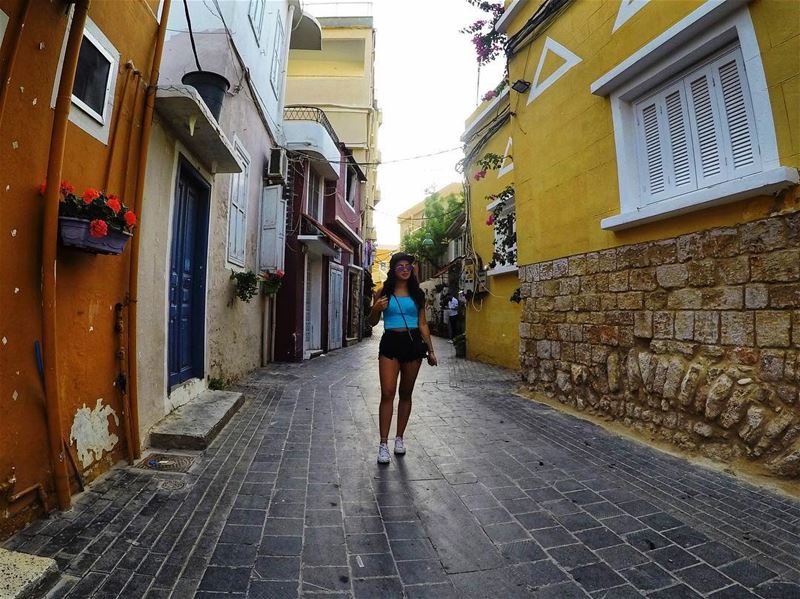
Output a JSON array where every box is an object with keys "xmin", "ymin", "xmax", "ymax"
[{"xmin": 370, "ymin": 0, "xmax": 505, "ymax": 245}]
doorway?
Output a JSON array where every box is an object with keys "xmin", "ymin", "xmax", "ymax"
[{"xmin": 168, "ymin": 159, "xmax": 210, "ymax": 387}]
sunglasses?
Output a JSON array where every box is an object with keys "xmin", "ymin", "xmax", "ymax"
[{"xmin": 394, "ymin": 263, "xmax": 413, "ymax": 272}]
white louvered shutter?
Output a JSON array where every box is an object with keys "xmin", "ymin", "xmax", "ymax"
[
  {"xmin": 712, "ymin": 49, "xmax": 761, "ymax": 178},
  {"xmin": 662, "ymin": 84, "xmax": 697, "ymax": 195},
  {"xmin": 259, "ymin": 185, "xmax": 285, "ymax": 272},
  {"xmin": 686, "ymin": 65, "xmax": 727, "ymax": 189},
  {"xmin": 636, "ymin": 99, "xmax": 667, "ymax": 201}
]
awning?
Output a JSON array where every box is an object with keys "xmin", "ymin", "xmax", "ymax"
[
  {"xmin": 299, "ymin": 214, "xmax": 352, "ymax": 256},
  {"xmin": 154, "ymin": 85, "xmax": 241, "ymax": 174}
]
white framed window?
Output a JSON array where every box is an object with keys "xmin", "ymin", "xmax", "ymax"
[
  {"xmin": 51, "ymin": 15, "xmax": 120, "ymax": 144},
  {"xmin": 248, "ymin": 0, "xmax": 266, "ymax": 43},
  {"xmin": 227, "ymin": 143, "xmax": 250, "ymax": 267},
  {"xmin": 489, "ymin": 200, "xmax": 517, "ymax": 276},
  {"xmin": 345, "ymin": 166, "xmax": 358, "ymax": 209},
  {"xmin": 270, "ymin": 15, "xmax": 285, "ymax": 98},
  {"xmin": 591, "ymin": 3, "xmax": 798, "ymax": 230},
  {"xmin": 72, "ymin": 30, "xmax": 114, "ymax": 124},
  {"xmin": 0, "ymin": 10, "xmax": 9, "ymax": 50},
  {"xmin": 306, "ymin": 168, "xmax": 323, "ymax": 221}
]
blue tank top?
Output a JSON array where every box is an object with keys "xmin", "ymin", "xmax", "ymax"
[{"xmin": 384, "ymin": 295, "xmax": 419, "ymax": 329}]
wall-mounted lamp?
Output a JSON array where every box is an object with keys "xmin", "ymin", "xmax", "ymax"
[{"xmin": 511, "ymin": 79, "xmax": 531, "ymax": 93}]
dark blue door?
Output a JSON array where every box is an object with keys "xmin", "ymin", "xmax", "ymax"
[{"xmin": 169, "ymin": 160, "xmax": 210, "ymax": 388}]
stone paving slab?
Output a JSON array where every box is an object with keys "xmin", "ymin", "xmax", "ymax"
[
  {"xmin": 3, "ymin": 332, "xmax": 799, "ymax": 598},
  {"xmin": 0, "ymin": 547, "xmax": 57, "ymax": 599}
]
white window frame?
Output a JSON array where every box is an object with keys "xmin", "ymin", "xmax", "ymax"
[
  {"xmin": 248, "ymin": 0, "xmax": 266, "ymax": 44},
  {"xmin": 270, "ymin": 14, "xmax": 285, "ymax": 98},
  {"xmin": 345, "ymin": 166, "xmax": 358, "ymax": 210},
  {"xmin": 306, "ymin": 166, "xmax": 324, "ymax": 222},
  {"xmin": 591, "ymin": 1, "xmax": 797, "ymax": 230},
  {"xmin": 0, "ymin": 10, "xmax": 9, "ymax": 50},
  {"xmin": 488, "ymin": 198, "xmax": 518, "ymax": 277},
  {"xmin": 51, "ymin": 14, "xmax": 120, "ymax": 144},
  {"xmin": 71, "ymin": 29, "xmax": 115, "ymax": 125},
  {"xmin": 227, "ymin": 142, "xmax": 251, "ymax": 267}
]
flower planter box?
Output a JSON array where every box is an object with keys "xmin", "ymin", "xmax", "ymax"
[{"xmin": 59, "ymin": 216, "xmax": 131, "ymax": 255}]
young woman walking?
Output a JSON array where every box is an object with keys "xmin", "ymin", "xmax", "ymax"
[{"xmin": 368, "ymin": 253, "xmax": 437, "ymax": 464}]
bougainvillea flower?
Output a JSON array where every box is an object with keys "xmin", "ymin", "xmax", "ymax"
[
  {"xmin": 486, "ymin": 214, "xmax": 495, "ymax": 226},
  {"xmin": 83, "ymin": 188, "xmax": 100, "ymax": 204},
  {"xmin": 106, "ymin": 196, "xmax": 122, "ymax": 214},
  {"xmin": 473, "ymin": 170, "xmax": 487, "ymax": 181},
  {"xmin": 89, "ymin": 219, "xmax": 108, "ymax": 238},
  {"xmin": 60, "ymin": 180, "xmax": 74, "ymax": 195},
  {"xmin": 124, "ymin": 211, "xmax": 137, "ymax": 227}
]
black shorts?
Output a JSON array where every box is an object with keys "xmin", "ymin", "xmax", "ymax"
[{"xmin": 379, "ymin": 330, "xmax": 427, "ymax": 363}]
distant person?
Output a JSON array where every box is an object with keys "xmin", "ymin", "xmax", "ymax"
[
  {"xmin": 368, "ymin": 253, "xmax": 438, "ymax": 464},
  {"xmin": 446, "ymin": 294, "xmax": 459, "ymax": 339}
]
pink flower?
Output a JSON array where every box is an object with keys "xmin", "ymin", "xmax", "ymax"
[
  {"xmin": 275, "ymin": 270, "xmax": 285, "ymax": 278},
  {"xmin": 473, "ymin": 170, "xmax": 487, "ymax": 181},
  {"xmin": 486, "ymin": 214, "xmax": 495, "ymax": 226}
]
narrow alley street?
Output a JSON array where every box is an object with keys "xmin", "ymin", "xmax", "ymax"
[{"xmin": 4, "ymin": 333, "xmax": 799, "ymax": 598}]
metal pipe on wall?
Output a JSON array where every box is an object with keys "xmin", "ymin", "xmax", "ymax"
[
  {"xmin": 127, "ymin": 0, "xmax": 172, "ymax": 459},
  {"xmin": 41, "ymin": 0, "xmax": 92, "ymax": 512}
]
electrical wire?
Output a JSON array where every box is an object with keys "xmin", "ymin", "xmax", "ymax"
[{"xmin": 183, "ymin": 0, "xmax": 203, "ymax": 72}]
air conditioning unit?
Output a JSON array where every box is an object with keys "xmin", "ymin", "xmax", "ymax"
[{"xmin": 266, "ymin": 148, "xmax": 288, "ymax": 183}]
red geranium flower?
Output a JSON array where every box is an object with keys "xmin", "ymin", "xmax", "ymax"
[
  {"xmin": 276, "ymin": 270, "xmax": 285, "ymax": 278},
  {"xmin": 60, "ymin": 180, "xmax": 74, "ymax": 195},
  {"xmin": 83, "ymin": 188, "xmax": 100, "ymax": 204},
  {"xmin": 124, "ymin": 211, "xmax": 137, "ymax": 227},
  {"xmin": 106, "ymin": 196, "xmax": 122, "ymax": 214},
  {"xmin": 89, "ymin": 219, "xmax": 108, "ymax": 238}
]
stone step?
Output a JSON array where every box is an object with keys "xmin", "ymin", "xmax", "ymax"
[
  {"xmin": 0, "ymin": 548, "xmax": 58, "ymax": 599},
  {"xmin": 149, "ymin": 390, "xmax": 244, "ymax": 450}
]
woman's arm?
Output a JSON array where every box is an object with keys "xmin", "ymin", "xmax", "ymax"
[
  {"xmin": 418, "ymin": 306, "xmax": 438, "ymax": 366},
  {"xmin": 368, "ymin": 288, "xmax": 388, "ymax": 327}
]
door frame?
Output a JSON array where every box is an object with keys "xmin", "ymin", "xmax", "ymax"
[
  {"xmin": 328, "ymin": 263, "xmax": 344, "ymax": 351},
  {"xmin": 167, "ymin": 156, "xmax": 211, "ymax": 389}
]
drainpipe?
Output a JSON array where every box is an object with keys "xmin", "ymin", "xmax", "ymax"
[
  {"xmin": 41, "ymin": 0, "xmax": 91, "ymax": 512},
  {"xmin": 0, "ymin": 0, "xmax": 32, "ymax": 132},
  {"xmin": 127, "ymin": 0, "xmax": 172, "ymax": 459}
]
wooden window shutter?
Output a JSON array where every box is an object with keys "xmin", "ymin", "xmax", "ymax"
[
  {"xmin": 663, "ymin": 85, "xmax": 697, "ymax": 194},
  {"xmin": 636, "ymin": 100, "xmax": 667, "ymax": 199},
  {"xmin": 686, "ymin": 67, "xmax": 727, "ymax": 188},
  {"xmin": 713, "ymin": 51, "xmax": 761, "ymax": 177},
  {"xmin": 259, "ymin": 185, "xmax": 284, "ymax": 272}
]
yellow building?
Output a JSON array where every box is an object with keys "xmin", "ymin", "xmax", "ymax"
[
  {"xmin": 371, "ymin": 244, "xmax": 398, "ymax": 290},
  {"xmin": 286, "ymin": 4, "xmax": 381, "ymax": 242},
  {"xmin": 462, "ymin": 91, "xmax": 521, "ymax": 369},
  {"xmin": 466, "ymin": 0, "xmax": 800, "ymax": 477}
]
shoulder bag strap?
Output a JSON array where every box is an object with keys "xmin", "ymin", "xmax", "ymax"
[{"xmin": 392, "ymin": 295, "xmax": 415, "ymax": 342}]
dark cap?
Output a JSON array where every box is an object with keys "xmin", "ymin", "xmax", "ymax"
[{"xmin": 389, "ymin": 252, "xmax": 416, "ymax": 269}]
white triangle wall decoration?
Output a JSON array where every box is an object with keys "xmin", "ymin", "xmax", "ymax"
[
  {"xmin": 612, "ymin": 0, "xmax": 650, "ymax": 33},
  {"xmin": 527, "ymin": 36, "xmax": 582, "ymax": 105},
  {"xmin": 498, "ymin": 137, "xmax": 513, "ymax": 178}
]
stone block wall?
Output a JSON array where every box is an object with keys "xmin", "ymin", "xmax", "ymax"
[{"xmin": 518, "ymin": 212, "xmax": 800, "ymax": 478}]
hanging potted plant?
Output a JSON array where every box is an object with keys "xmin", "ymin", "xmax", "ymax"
[
  {"xmin": 261, "ymin": 269, "xmax": 285, "ymax": 296},
  {"xmin": 51, "ymin": 181, "xmax": 137, "ymax": 255}
]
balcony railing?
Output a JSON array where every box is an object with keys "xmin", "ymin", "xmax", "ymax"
[
  {"xmin": 302, "ymin": 1, "xmax": 373, "ymax": 18},
  {"xmin": 284, "ymin": 105, "xmax": 341, "ymax": 147}
]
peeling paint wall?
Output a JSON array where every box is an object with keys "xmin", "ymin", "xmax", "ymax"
[{"xmin": 69, "ymin": 399, "xmax": 119, "ymax": 468}]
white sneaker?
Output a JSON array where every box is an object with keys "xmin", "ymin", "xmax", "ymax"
[
  {"xmin": 394, "ymin": 437, "xmax": 406, "ymax": 455},
  {"xmin": 377, "ymin": 443, "xmax": 390, "ymax": 464}
]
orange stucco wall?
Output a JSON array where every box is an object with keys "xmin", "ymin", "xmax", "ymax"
[{"xmin": 0, "ymin": 0, "xmax": 161, "ymax": 538}]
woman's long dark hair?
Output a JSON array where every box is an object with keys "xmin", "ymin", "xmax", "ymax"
[{"xmin": 380, "ymin": 261, "xmax": 425, "ymax": 311}]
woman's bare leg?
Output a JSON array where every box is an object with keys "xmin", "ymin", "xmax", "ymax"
[
  {"xmin": 396, "ymin": 359, "xmax": 422, "ymax": 438},
  {"xmin": 378, "ymin": 356, "xmax": 401, "ymax": 443}
]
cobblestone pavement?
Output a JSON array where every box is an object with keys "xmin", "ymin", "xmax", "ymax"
[{"xmin": 5, "ymin": 332, "xmax": 800, "ymax": 598}]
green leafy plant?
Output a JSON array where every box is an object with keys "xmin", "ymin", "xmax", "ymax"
[
  {"xmin": 461, "ymin": 1, "xmax": 506, "ymax": 66},
  {"xmin": 510, "ymin": 287, "xmax": 521, "ymax": 303},
  {"xmin": 400, "ymin": 188, "xmax": 464, "ymax": 268},
  {"xmin": 230, "ymin": 270, "xmax": 261, "ymax": 302},
  {"xmin": 208, "ymin": 376, "xmax": 226, "ymax": 390},
  {"xmin": 52, "ymin": 180, "xmax": 137, "ymax": 237}
]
